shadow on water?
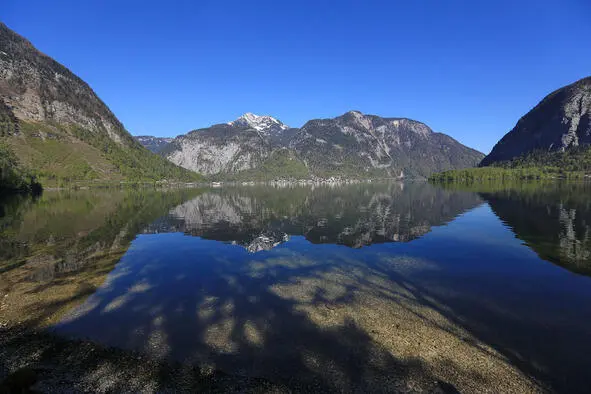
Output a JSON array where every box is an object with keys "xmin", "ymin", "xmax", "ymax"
[
  {"xmin": 2, "ymin": 182, "xmax": 591, "ymax": 392},
  {"xmin": 424, "ymin": 181, "xmax": 591, "ymax": 391},
  {"xmin": 52, "ymin": 242, "xmax": 484, "ymax": 392}
]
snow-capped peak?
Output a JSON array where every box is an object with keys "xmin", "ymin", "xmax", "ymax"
[{"xmin": 229, "ymin": 113, "xmax": 289, "ymax": 134}]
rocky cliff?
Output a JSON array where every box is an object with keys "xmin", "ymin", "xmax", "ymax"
[
  {"xmin": 0, "ymin": 24, "xmax": 129, "ymax": 144},
  {"xmin": 291, "ymin": 111, "xmax": 484, "ymax": 178},
  {"xmin": 163, "ymin": 116, "xmax": 279, "ymax": 175},
  {"xmin": 0, "ymin": 23, "xmax": 198, "ymax": 181},
  {"xmin": 164, "ymin": 111, "xmax": 483, "ymax": 179},
  {"xmin": 481, "ymin": 76, "xmax": 591, "ymax": 166}
]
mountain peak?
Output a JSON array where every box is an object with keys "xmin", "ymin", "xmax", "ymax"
[
  {"xmin": 0, "ymin": 22, "xmax": 198, "ymax": 181},
  {"xmin": 238, "ymin": 112, "xmax": 262, "ymax": 123},
  {"xmin": 229, "ymin": 113, "xmax": 289, "ymax": 133},
  {"xmin": 341, "ymin": 110, "xmax": 365, "ymax": 120},
  {"xmin": 481, "ymin": 75, "xmax": 591, "ymax": 166},
  {"xmin": 338, "ymin": 110, "xmax": 373, "ymax": 130}
]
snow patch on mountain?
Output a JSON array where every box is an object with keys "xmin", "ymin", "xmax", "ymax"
[{"xmin": 229, "ymin": 113, "xmax": 289, "ymax": 134}]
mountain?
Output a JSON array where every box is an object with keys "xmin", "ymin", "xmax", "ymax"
[
  {"xmin": 134, "ymin": 136, "xmax": 174, "ymax": 153},
  {"xmin": 291, "ymin": 111, "xmax": 484, "ymax": 178},
  {"xmin": 0, "ymin": 23, "xmax": 199, "ymax": 182},
  {"xmin": 228, "ymin": 112, "xmax": 290, "ymax": 141},
  {"xmin": 481, "ymin": 76, "xmax": 591, "ymax": 167},
  {"xmin": 162, "ymin": 113, "xmax": 304, "ymax": 177},
  {"xmin": 164, "ymin": 111, "xmax": 483, "ymax": 179},
  {"xmin": 163, "ymin": 114, "xmax": 283, "ymax": 175}
]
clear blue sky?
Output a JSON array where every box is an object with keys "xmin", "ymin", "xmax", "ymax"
[{"xmin": 3, "ymin": 0, "xmax": 590, "ymax": 153}]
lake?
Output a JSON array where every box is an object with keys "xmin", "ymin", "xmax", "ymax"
[{"xmin": 1, "ymin": 182, "xmax": 591, "ymax": 392}]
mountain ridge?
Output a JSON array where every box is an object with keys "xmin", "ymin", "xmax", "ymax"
[
  {"xmin": 0, "ymin": 22, "xmax": 199, "ymax": 182},
  {"xmin": 481, "ymin": 76, "xmax": 591, "ymax": 167},
  {"xmin": 134, "ymin": 135, "xmax": 174, "ymax": 153},
  {"xmin": 159, "ymin": 110, "xmax": 483, "ymax": 179}
]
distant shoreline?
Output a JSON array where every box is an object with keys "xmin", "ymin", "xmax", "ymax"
[{"xmin": 36, "ymin": 177, "xmax": 409, "ymax": 191}]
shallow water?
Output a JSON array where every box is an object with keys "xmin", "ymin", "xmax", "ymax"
[{"xmin": 1, "ymin": 182, "xmax": 591, "ymax": 392}]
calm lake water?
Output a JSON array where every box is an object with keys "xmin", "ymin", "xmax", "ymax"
[{"xmin": 1, "ymin": 182, "xmax": 591, "ymax": 392}]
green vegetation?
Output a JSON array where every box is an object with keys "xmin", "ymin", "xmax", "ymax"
[
  {"xmin": 0, "ymin": 22, "xmax": 201, "ymax": 185},
  {"xmin": 429, "ymin": 166, "xmax": 585, "ymax": 183},
  {"xmin": 215, "ymin": 149, "xmax": 310, "ymax": 181},
  {"xmin": 0, "ymin": 142, "xmax": 42, "ymax": 195},
  {"xmin": 70, "ymin": 123, "xmax": 201, "ymax": 182},
  {"xmin": 4, "ymin": 121, "xmax": 201, "ymax": 185},
  {"xmin": 217, "ymin": 147, "xmax": 406, "ymax": 181},
  {"xmin": 493, "ymin": 146, "xmax": 591, "ymax": 172},
  {"xmin": 430, "ymin": 147, "xmax": 591, "ymax": 184}
]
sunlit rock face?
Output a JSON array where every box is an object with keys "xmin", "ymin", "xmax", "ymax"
[
  {"xmin": 162, "ymin": 111, "xmax": 483, "ymax": 178},
  {"xmin": 143, "ymin": 182, "xmax": 483, "ymax": 250},
  {"xmin": 290, "ymin": 111, "xmax": 483, "ymax": 178},
  {"xmin": 0, "ymin": 23, "xmax": 195, "ymax": 182},
  {"xmin": 0, "ymin": 23, "xmax": 133, "ymax": 145},
  {"xmin": 481, "ymin": 76, "xmax": 591, "ymax": 166},
  {"xmin": 163, "ymin": 120, "xmax": 278, "ymax": 175},
  {"xmin": 162, "ymin": 113, "xmax": 297, "ymax": 176}
]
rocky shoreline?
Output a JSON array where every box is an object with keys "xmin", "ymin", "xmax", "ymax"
[
  {"xmin": 0, "ymin": 327, "xmax": 464, "ymax": 393},
  {"xmin": 0, "ymin": 326, "xmax": 290, "ymax": 393}
]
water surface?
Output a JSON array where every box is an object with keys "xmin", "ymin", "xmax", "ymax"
[{"xmin": 1, "ymin": 182, "xmax": 590, "ymax": 392}]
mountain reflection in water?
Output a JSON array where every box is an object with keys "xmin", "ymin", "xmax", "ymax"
[
  {"xmin": 145, "ymin": 182, "xmax": 482, "ymax": 250},
  {"xmin": 1, "ymin": 182, "xmax": 591, "ymax": 392},
  {"xmin": 480, "ymin": 182, "xmax": 591, "ymax": 276}
]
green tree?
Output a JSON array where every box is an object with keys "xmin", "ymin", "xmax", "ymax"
[{"xmin": 0, "ymin": 142, "xmax": 42, "ymax": 195}]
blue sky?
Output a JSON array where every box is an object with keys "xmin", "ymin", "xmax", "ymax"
[{"xmin": 3, "ymin": 0, "xmax": 590, "ymax": 153}]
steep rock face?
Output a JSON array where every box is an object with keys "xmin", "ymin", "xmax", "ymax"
[
  {"xmin": 0, "ymin": 23, "xmax": 131, "ymax": 145},
  {"xmin": 481, "ymin": 76, "xmax": 591, "ymax": 166},
  {"xmin": 165, "ymin": 111, "xmax": 482, "ymax": 178},
  {"xmin": 134, "ymin": 135, "xmax": 173, "ymax": 153},
  {"xmin": 0, "ymin": 99, "xmax": 19, "ymax": 136},
  {"xmin": 0, "ymin": 23, "xmax": 197, "ymax": 181},
  {"xmin": 164, "ymin": 114, "xmax": 289, "ymax": 175},
  {"xmin": 290, "ymin": 111, "xmax": 483, "ymax": 178}
]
